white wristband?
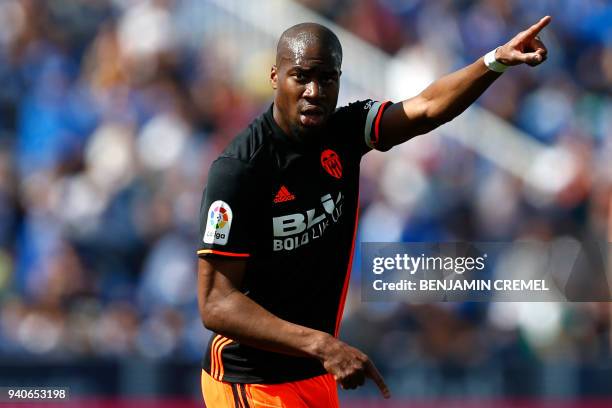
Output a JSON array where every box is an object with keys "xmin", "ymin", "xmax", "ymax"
[{"xmin": 484, "ymin": 48, "xmax": 508, "ymax": 73}]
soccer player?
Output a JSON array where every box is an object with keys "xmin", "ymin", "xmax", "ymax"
[{"xmin": 197, "ymin": 17, "xmax": 550, "ymax": 407}]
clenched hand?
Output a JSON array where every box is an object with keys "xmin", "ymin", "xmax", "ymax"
[{"xmin": 495, "ymin": 16, "xmax": 551, "ymax": 66}]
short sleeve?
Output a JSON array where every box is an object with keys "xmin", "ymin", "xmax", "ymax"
[
  {"xmin": 335, "ymin": 99, "xmax": 393, "ymax": 155},
  {"xmin": 197, "ymin": 157, "xmax": 255, "ymax": 259}
]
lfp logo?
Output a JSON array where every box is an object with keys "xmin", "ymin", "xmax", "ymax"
[
  {"xmin": 204, "ymin": 200, "xmax": 233, "ymax": 245},
  {"xmin": 210, "ymin": 205, "xmax": 229, "ymax": 229}
]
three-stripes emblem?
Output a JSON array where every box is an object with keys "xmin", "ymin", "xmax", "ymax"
[{"xmin": 273, "ymin": 185, "xmax": 296, "ymax": 203}]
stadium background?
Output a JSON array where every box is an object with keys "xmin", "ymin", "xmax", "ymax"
[{"xmin": 0, "ymin": 0, "xmax": 611, "ymax": 407}]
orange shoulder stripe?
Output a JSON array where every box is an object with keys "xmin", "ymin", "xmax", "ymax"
[{"xmin": 197, "ymin": 249, "xmax": 250, "ymax": 258}]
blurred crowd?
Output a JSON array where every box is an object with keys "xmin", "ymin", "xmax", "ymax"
[{"xmin": 0, "ymin": 0, "xmax": 611, "ymax": 396}]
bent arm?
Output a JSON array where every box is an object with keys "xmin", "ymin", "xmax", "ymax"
[
  {"xmin": 198, "ymin": 257, "xmax": 331, "ymax": 360},
  {"xmin": 198, "ymin": 257, "xmax": 391, "ymax": 397}
]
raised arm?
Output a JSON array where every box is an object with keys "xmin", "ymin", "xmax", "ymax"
[
  {"xmin": 376, "ymin": 16, "xmax": 551, "ymax": 151},
  {"xmin": 198, "ymin": 257, "xmax": 390, "ymax": 398}
]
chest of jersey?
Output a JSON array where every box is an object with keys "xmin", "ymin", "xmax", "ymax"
[{"xmin": 267, "ymin": 145, "xmax": 357, "ymax": 254}]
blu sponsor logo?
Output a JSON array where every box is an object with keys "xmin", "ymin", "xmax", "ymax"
[{"xmin": 272, "ymin": 192, "xmax": 343, "ymax": 251}]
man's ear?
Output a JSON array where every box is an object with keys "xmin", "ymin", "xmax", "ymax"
[{"xmin": 270, "ymin": 65, "xmax": 278, "ymax": 90}]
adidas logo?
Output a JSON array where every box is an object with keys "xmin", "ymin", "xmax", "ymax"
[{"xmin": 273, "ymin": 185, "xmax": 296, "ymax": 203}]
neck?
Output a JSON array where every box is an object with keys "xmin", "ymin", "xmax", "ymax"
[
  {"xmin": 270, "ymin": 104, "xmax": 321, "ymax": 149},
  {"xmin": 272, "ymin": 103, "xmax": 292, "ymax": 136}
]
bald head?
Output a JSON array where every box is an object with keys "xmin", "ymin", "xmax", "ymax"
[
  {"xmin": 276, "ymin": 23, "xmax": 342, "ymax": 68},
  {"xmin": 270, "ymin": 23, "xmax": 342, "ymax": 140}
]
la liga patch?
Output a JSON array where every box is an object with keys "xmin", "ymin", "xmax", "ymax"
[{"xmin": 203, "ymin": 200, "xmax": 233, "ymax": 245}]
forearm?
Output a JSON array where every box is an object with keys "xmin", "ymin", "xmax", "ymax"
[
  {"xmin": 379, "ymin": 56, "xmax": 502, "ymax": 149},
  {"xmin": 203, "ymin": 289, "xmax": 331, "ymax": 360},
  {"xmin": 417, "ymin": 56, "xmax": 501, "ymax": 123}
]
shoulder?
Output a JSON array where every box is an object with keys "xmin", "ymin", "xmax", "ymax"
[
  {"xmin": 332, "ymin": 99, "xmax": 379, "ymax": 119},
  {"xmin": 330, "ymin": 99, "xmax": 390, "ymax": 136},
  {"xmin": 216, "ymin": 112, "xmax": 271, "ymax": 172},
  {"xmin": 326, "ymin": 99, "xmax": 392, "ymax": 154}
]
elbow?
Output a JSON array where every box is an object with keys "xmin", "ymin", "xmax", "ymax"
[
  {"xmin": 427, "ymin": 112, "xmax": 455, "ymax": 129},
  {"xmin": 374, "ymin": 141, "xmax": 394, "ymax": 152},
  {"xmin": 435, "ymin": 115, "xmax": 455, "ymax": 127},
  {"xmin": 201, "ymin": 311, "xmax": 215, "ymax": 331},
  {"xmin": 200, "ymin": 299, "xmax": 224, "ymax": 332},
  {"xmin": 424, "ymin": 103, "xmax": 456, "ymax": 129}
]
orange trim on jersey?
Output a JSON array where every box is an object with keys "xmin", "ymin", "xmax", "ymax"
[
  {"xmin": 334, "ymin": 197, "xmax": 360, "ymax": 337},
  {"xmin": 212, "ymin": 335, "xmax": 225, "ymax": 379},
  {"xmin": 210, "ymin": 335, "xmax": 223, "ymax": 380},
  {"xmin": 372, "ymin": 101, "xmax": 391, "ymax": 147},
  {"xmin": 213, "ymin": 336, "xmax": 227, "ymax": 380},
  {"xmin": 197, "ymin": 249, "xmax": 250, "ymax": 258},
  {"xmin": 211, "ymin": 335, "xmax": 232, "ymax": 380},
  {"xmin": 215, "ymin": 337, "xmax": 232, "ymax": 381}
]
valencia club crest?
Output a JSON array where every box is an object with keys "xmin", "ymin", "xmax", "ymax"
[{"xmin": 321, "ymin": 149, "xmax": 342, "ymax": 179}]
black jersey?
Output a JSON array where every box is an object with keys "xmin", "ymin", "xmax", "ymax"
[{"xmin": 197, "ymin": 100, "xmax": 391, "ymax": 384}]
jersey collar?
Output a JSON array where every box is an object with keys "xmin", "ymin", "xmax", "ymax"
[{"xmin": 264, "ymin": 104, "xmax": 322, "ymax": 153}]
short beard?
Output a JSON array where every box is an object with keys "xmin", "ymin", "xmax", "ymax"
[{"xmin": 289, "ymin": 122, "xmax": 322, "ymax": 146}]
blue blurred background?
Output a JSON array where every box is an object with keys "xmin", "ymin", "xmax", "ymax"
[{"xmin": 0, "ymin": 0, "xmax": 611, "ymax": 406}]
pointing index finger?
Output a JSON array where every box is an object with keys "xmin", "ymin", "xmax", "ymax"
[
  {"xmin": 365, "ymin": 360, "xmax": 391, "ymax": 399},
  {"xmin": 520, "ymin": 16, "xmax": 552, "ymax": 40}
]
